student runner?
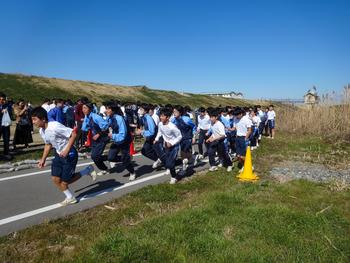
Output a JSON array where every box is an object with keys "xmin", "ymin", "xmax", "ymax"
[
  {"xmin": 105, "ymin": 102, "xmax": 136, "ymax": 181},
  {"xmin": 32, "ymin": 107, "xmax": 95, "ymax": 206},
  {"xmin": 153, "ymin": 107, "xmax": 182, "ymax": 184}
]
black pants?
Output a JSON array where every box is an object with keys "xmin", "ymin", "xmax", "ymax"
[
  {"xmin": 0, "ymin": 126, "xmax": 10, "ymax": 155},
  {"xmin": 154, "ymin": 141, "xmax": 179, "ymax": 178},
  {"xmin": 227, "ymin": 132, "xmax": 236, "ymax": 153},
  {"xmin": 108, "ymin": 142, "xmax": 134, "ymax": 174},
  {"xmin": 75, "ymin": 121, "xmax": 83, "ymax": 148},
  {"xmin": 91, "ymin": 135, "xmax": 109, "ymax": 170},
  {"xmin": 208, "ymin": 139, "xmax": 232, "ymax": 167},
  {"xmin": 141, "ymin": 140, "xmax": 158, "ymax": 161},
  {"xmin": 198, "ymin": 129, "xmax": 209, "ymax": 156}
]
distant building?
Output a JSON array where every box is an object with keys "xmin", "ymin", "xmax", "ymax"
[
  {"xmin": 204, "ymin": 91, "xmax": 244, "ymax": 99},
  {"xmin": 304, "ymin": 86, "xmax": 319, "ymax": 105}
]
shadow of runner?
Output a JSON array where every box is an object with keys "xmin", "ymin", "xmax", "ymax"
[
  {"xmin": 136, "ymin": 164, "xmax": 156, "ymax": 175},
  {"xmin": 75, "ymin": 179, "xmax": 124, "ymax": 199}
]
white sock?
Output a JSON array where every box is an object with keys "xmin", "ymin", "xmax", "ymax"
[{"xmin": 63, "ymin": 189, "xmax": 73, "ymax": 199}]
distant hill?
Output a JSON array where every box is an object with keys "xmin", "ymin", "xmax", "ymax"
[{"xmin": 0, "ymin": 73, "xmax": 252, "ymax": 107}]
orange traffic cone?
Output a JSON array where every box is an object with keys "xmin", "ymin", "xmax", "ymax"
[
  {"xmin": 84, "ymin": 130, "xmax": 92, "ymax": 148},
  {"xmin": 129, "ymin": 133, "xmax": 136, "ymax": 155},
  {"xmin": 237, "ymin": 146, "xmax": 259, "ymax": 182},
  {"xmin": 130, "ymin": 141, "xmax": 136, "ymax": 155}
]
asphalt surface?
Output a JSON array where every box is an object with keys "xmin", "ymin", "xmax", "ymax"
[{"xmin": 0, "ymin": 149, "xmax": 210, "ymax": 237}]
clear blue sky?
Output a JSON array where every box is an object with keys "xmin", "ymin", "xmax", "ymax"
[{"xmin": 0, "ymin": 0, "xmax": 349, "ymax": 99}]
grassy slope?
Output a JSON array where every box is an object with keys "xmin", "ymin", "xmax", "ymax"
[
  {"xmin": 0, "ymin": 132, "xmax": 349, "ymax": 263},
  {"xmin": 0, "ymin": 73, "xmax": 251, "ymax": 107}
]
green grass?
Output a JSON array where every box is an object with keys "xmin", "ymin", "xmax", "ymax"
[
  {"xmin": 0, "ymin": 132, "xmax": 349, "ymax": 262},
  {"xmin": 0, "ymin": 73, "xmax": 252, "ymax": 107},
  {"xmin": 0, "ymin": 73, "xmax": 79, "ymax": 105}
]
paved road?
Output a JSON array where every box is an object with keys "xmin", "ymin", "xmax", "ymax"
[{"xmin": 0, "ymin": 150, "xmax": 210, "ymax": 237}]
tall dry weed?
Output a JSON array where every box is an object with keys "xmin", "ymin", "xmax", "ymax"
[{"xmin": 276, "ymin": 89, "xmax": 350, "ymax": 142}]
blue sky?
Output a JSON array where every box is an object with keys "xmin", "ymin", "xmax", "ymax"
[{"xmin": 0, "ymin": 0, "xmax": 349, "ymax": 99}]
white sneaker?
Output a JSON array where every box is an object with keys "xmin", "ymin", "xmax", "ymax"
[
  {"xmin": 60, "ymin": 197, "xmax": 77, "ymax": 206},
  {"xmin": 97, "ymin": 170, "xmax": 109, "ymax": 176},
  {"xmin": 194, "ymin": 155, "xmax": 200, "ymax": 166},
  {"xmin": 218, "ymin": 163, "xmax": 223, "ymax": 168},
  {"xmin": 129, "ymin": 173, "xmax": 136, "ymax": 181},
  {"xmin": 109, "ymin": 162, "xmax": 117, "ymax": 169},
  {"xmin": 226, "ymin": 166, "xmax": 233, "ymax": 172},
  {"xmin": 239, "ymin": 167, "xmax": 244, "ymax": 173},
  {"xmin": 152, "ymin": 158, "xmax": 162, "ymax": 169},
  {"xmin": 165, "ymin": 169, "xmax": 170, "ymax": 175},
  {"xmin": 170, "ymin": 177, "xmax": 178, "ymax": 184},
  {"xmin": 209, "ymin": 166, "xmax": 218, "ymax": 172},
  {"xmin": 182, "ymin": 158, "xmax": 189, "ymax": 171}
]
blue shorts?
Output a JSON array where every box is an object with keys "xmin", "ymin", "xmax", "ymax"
[
  {"xmin": 51, "ymin": 147, "xmax": 78, "ymax": 183},
  {"xmin": 180, "ymin": 138, "xmax": 192, "ymax": 153},
  {"xmin": 235, "ymin": 137, "xmax": 247, "ymax": 157},
  {"xmin": 268, "ymin": 120, "xmax": 275, "ymax": 129}
]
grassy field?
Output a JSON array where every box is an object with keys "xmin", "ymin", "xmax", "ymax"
[
  {"xmin": 0, "ymin": 73, "xmax": 252, "ymax": 107},
  {"xmin": 0, "ymin": 132, "xmax": 349, "ymax": 263}
]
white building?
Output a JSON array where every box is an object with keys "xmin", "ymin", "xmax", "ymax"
[{"xmin": 204, "ymin": 91, "xmax": 244, "ymax": 99}]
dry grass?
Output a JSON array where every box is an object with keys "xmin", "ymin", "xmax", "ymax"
[{"xmin": 277, "ymin": 103, "xmax": 350, "ymax": 142}]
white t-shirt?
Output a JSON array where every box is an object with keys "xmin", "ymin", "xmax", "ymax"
[
  {"xmin": 121, "ymin": 106, "xmax": 126, "ymax": 116},
  {"xmin": 49, "ymin": 103, "xmax": 56, "ymax": 111},
  {"xmin": 39, "ymin": 121, "xmax": 73, "ymax": 154},
  {"xmin": 210, "ymin": 121, "xmax": 226, "ymax": 140},
  {"xmin": 197, "ymin": 114, "xmax": 211, "ymax": 130},
  {"xmin": 155, "ymin": 121, "xmax": 182, "ymax": 146},
  {"xmin": 251, "ymin": 116, "xmax": 261, "ymax": 127},
  {"xmin": 41, "ymin": 103, "xmax": 50, "ymax": 112},
  {"xmin": 152, "ymin": 113, "xmax": 160, "ymax": 126},
  {"xmin": 267, "ymin": 110, "xmax": 276, "ymax": 120},
  {"xmin": 234, "ymin": 116, "xmax": 252, "ymax": 136},
  {"xmin": 258, "ymin": 110, "xmax": 265, "ymax": 118},
  {"xmin": 99, "ymin": 105, "xmax": 107, "ymax": 118}
]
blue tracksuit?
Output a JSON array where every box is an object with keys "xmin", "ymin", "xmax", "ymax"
[
  {"xmin": 82, "ymin": 112, "xmax": 110, "ymax": 170},
  {"xmin": 141, "ymin": 114, "xmax": 158, "ymax": 161},
  {"xmin": 48, "ymin": 107, "xmax": 65, "ymax": 125},
  {"xmin": 172, "ymin": 115, "xmax": 196, "ymax": 153},
  {"xmin": 107, "ymin": 114, "xmax": 134, "ymax": 173},
  {"xmin": 220, "ymin": 116, "xmax": 231, "ymax": 152}
]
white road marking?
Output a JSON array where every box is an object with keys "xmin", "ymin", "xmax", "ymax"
[
  {"xmin": 0, "ymin": 153, "xmax": 142, "ymax": 182},
  {"xmin": 0, "ymin": 171, "xmax": 167, "ymax": 226}
]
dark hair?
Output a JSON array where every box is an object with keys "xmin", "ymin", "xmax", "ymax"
[
  {"xmin": 31, "ymin": 107, "xmax": 48, "ymax": 121},
  {"xmin": 80, "ymin": 97, "xmax": 89, "ymax": 104},
  {"xmin": 208, "ymin": 109, "xmax": 220, "ymax": 118},
  {"xmin": 173, "ymin": 105, "xmax": 184, "ymax": 115},
  {"xmin": 184, "ymin": 105, "xmax": 192, "ymax": 112},
  {"xmin": 106, "ymin": 101, "xmax": 124, "ymax": 116},
  {"xmin": 198, "ymin": 107, "xmax": 206, "ymax": 113},
  {"xmin": 269, "ymin": 104, "xmax": 274, "ymax": 108},
  {"xmin": 233, "ymin": 107, "xmax": 244, "ymax": 116},
  {"xmin": 140, "ymin": 103, "xmax": 152, "ymax": 113},
  {"xmin": 159, "ymin": 107, "xmax": 172, "ymax": 117},
  {"xmin": 66, "ymin": 99, "xmax": 73, "ymax": 106},
  {"xmin": 43, "ymin": 98, "xmax": 50, "ymax": 103},
  {"xmin": 83, "ymin": 102, "xmax": 94, "ymax": 110}
]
